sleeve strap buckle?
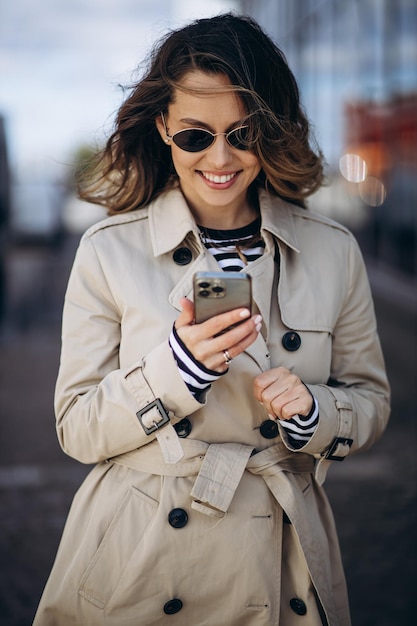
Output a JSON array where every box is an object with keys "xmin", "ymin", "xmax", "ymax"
[
  {"xmin": 137, "ymin": 399, "xmax": 170, "ymax": 435},
  {"xmin": 324, "ymin": 436, "xmax": 353, "ymax": 461}
]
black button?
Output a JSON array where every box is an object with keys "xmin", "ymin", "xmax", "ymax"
[
  {"xmin": 174, "ymin": 418, "xmax": 192, "ymax": 438},
  {"xmin": 290, "ymin": 598, "xmax": 307, "ymax": 615},
  {"xmin": 282, "ymin": 331, "xmax": 301, "ymax": 352},
  {"xmin": 163, "ymin": 598, "xmax": 183, "ymax": 615},
  {"xmin": 283, "ymin": 511, "xmax": 292, "ymax": 524},
  {"xmin": 168, "ymin": 508, "xmax": 188, "ymax": 529},
  {"xmin": 260, "ymin": 420, "xmax": 279, "ymax": 439},
  {"xmin": 173, "ymin": 247, "xmax": 192, "ymax": 265}
]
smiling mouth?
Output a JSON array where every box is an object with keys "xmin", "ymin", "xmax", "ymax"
[{"xmin": 200, "ymin": 171, "xmax": 239, "ymax": 184}]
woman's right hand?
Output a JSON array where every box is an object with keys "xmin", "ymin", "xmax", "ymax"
[{"xmin": 175, "ymin": 297, "xmax": 262, "ymax": 373}]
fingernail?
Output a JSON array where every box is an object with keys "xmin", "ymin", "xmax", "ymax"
[
  {"xmin": 254, "ymin": 314, "xmax": 262, "ymax": 325},
  {"xmin": 255, "ymin": 322, "xmax": 262, "ymax": 332},
  {"xmin": 239, "ymin": 309, "xmax": 251, "ymax": 318}
]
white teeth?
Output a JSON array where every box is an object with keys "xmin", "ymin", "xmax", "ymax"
[{"xmin": 201, "ymin": 172, "xmax": 236, "ymax": 183}]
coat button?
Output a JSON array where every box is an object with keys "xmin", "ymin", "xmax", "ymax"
[
  {"xmin": 173, "ymin": 247, "xmax": 192, "ymax": 265},
  {"xmin": 174, "ymin": 418, "xmax": 192, "ymax": 438},
  {"xmin": 163, "ymin": 598, "xmax": 183, "ymax": 614},
  {"xmin": 260, "ymin": 419, "xmax": 279, "ymax": 439},
  {"xmin": 168, "ymin": 508, "xmax": 188, "ymax": 529},
  {"xmin": 282, "ymin": 331, "xmax": 301, "ymax": 351},
  {"xmin": 290, "ymin": 597, "xmax": 307, "ymax": 615}
]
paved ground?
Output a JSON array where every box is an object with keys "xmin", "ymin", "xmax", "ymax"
[{"xmin": 0, "ymin": 233, "xmax": 416, "ymax": 625}]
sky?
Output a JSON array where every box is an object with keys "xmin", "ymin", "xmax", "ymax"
[{"xmin": 0, "ymin": 0, "xmax": 239, "ymax": 179}]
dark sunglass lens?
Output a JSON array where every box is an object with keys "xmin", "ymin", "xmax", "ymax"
[
  {"xmin": 173, "ymin": 129, "xmax": 213, "ymax": 152},
  {"xmin": 228, "ymin": 127, "xmax": 250, "ymax": 150}
]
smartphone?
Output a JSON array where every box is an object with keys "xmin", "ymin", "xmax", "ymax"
[{"xmin": 193, "ymin": 271, "xmax": 252, "ymax": 325}]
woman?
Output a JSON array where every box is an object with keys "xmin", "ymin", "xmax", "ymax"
[{"xmin": 34, "ymin": 13, "xmax": 390, "ymax": 626}]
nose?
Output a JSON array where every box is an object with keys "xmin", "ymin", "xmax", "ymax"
[{"xmin": 207, "ymin": 134, "xmax": 234, "ymax": 168}]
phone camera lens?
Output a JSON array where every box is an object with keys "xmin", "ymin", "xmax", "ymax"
[
  {"xmin": 199, "ymin": 290, "xmax": 210, "ymax": 298},
  {"xmin": 198, "ymin": 281, "xmax": 210, "ymax": 289},
  {"xmin": 212, "ymin": 285, "xmax": 224, "ymax": 294}
]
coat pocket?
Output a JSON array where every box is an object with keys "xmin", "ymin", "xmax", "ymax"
[{"xmin": 78, "ymin": 484, "xmax": 158, "ymax": 610}]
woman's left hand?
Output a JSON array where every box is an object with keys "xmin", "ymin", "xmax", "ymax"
[{"xmin": 253, "ymin": 367, "xmax": 313, "ymax": 420}]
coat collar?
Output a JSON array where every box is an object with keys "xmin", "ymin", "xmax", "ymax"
[
  {"xmin": 148, "ymin": 186, "xmax": 301, "ymax": 256},
  {"xmin": 257, "ymin": 188, "xmax": 300, "ymax": 254},
  {"xmin": 148, "ymin": 187, "xmax": 200, "ymax": 257}
]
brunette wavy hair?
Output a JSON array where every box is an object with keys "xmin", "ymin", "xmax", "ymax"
[{"xmin": 78, "ymin": 13, "xmax": 324, "ymax": 213}]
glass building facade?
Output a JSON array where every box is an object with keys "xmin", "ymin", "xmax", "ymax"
[{"xmin": 241, "ymin": 0, "xmax": 417, "ymax": 276}]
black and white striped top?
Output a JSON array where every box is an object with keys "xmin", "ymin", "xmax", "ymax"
[
  {"xmin": 198, "ymin": 217, "xmax": 265, "ymax": 271},
  {"xmin": 169, "ymin": 218, "xmax": 319, "ymax": 447}
]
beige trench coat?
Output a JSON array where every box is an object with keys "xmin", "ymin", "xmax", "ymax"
[{"xmin": 34, "ymin": 187, "xmax": 390, "ymax": 626}]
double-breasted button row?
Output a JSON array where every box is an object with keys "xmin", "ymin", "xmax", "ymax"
[
  {"xmin": 165, "ymin": 508, "xmax": 188, "ymax": 614},
  {"xmin": 165, "ymin": 507, "xmax": 300, "ymax": 618},
  {"xmin": 168, "ymin": 508, "xmax": 188, "ymax": 529},
  {"xmin": 163, "ymin": 588, "xmax": 306, "ymax": 617}
]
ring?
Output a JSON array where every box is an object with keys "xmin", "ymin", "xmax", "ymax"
[{"xmin": 223, "ymin": 349, "xmax": 233, "ymax": 365}]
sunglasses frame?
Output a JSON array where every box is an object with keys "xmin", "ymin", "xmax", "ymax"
[{"xmin": 160, "ymin": 112, "xmax": 249, "ymax": 152}]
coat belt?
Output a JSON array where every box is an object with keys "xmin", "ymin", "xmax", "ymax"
[{"xmin": 109, "ymin": 439, "xmax": 314, "ymax": 517}]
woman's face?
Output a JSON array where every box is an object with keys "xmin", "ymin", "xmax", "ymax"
[{"xmin": 156, "ymin": 71, "xmax": 261, "ymax": 228}]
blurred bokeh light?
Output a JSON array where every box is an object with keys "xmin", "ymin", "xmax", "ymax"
[{"xmin": 339, "ymin": 154, "xmax": 368, "ymax": 183}]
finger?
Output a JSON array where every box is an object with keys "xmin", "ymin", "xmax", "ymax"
[
  {"xmin": 211, "ymin": 313, "xmax": 262, "ymax": 348},
  {"xmin": 204, "ymin": 314, "xmax": 261, "ymax": 367},
  {"xmin": 253, "ymin": 367, "xmax": 291, "ymax": 402},
  {"xmin": 255, "ymin": 366, "xmax": 291, "ymax": 387},
  {"xmin": 279, "ymin": 392, "xmax": 313, "ymax": 420},
  {"xmin": 193, "ymin": 315, "xmax": 262, "ymax": 372},
  {"xmin": 175, "ymin": 297, "xmax": 195, "ymax": 329},
  {"xmin": 254, "ymin": 370, "xmax": 310, "ymax": 416},
  {"xmin": 212, "ymin": 325, "xmax": 260, "ymax": 371},
  {"xmin": 201, "ymin": 307, "xmax": 251, "ymax": 337},
  {"xmin": 269, "ymin": 386, "xmax": 313, "ymax": 420}
]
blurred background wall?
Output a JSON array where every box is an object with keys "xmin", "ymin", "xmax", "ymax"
[{"xmin": 0, "ymin": 1, "xmax": 416, "ymax": 625}]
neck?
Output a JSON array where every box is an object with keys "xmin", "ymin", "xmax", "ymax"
[
  {"xmin": 188, "ymin": 188, "xmax": 260, "ymax": 230},
  {"xmin": 196, "ymin": 210, "xmax": 258, "ymax": 230}
]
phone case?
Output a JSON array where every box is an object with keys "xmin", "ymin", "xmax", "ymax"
[{"xmin": 193, "ymin": 271, "xmax": 252, "ymax": 324}]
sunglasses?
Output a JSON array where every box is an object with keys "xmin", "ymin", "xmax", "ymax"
[{"xmin": 160, "ymin": 112, "xmax": 250, "ymax": 153}]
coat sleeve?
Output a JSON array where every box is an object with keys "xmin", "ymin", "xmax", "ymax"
[
  {"xmin": 54, "ymin": 235, "xmax": 203, "ymax": 465},
  {"xmin": 278, "ymin": 233, "xmax": 390, "ymax": 475}
]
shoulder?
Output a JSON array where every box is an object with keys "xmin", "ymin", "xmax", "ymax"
[
  {"xmin": 261, "ymin": 190, "xmax": 358, "ymax": 257},
  {"xmin": 261, "ymin": 189, "xmax": 354, "ymax": 239},
  {"xmin": 283, "ymin": 198, "xmax": 354, "ymax": 239},
  {"xmin": 81, "ymin": 207, "xmax": 150, "ymax": 242},
  {"xmin": 296, "ymin": 207, "xmax": 352, "ymax": 235}
]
